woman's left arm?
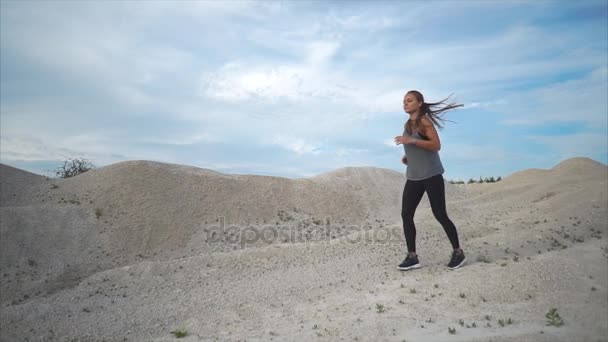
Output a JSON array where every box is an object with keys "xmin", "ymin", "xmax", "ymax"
[{"xmin": 414, "ymin": 117, "xmax": 441, "ymax": 152}]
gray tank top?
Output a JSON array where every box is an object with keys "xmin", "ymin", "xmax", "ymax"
[{"xmin": 402, "ymin": 122, "xmax": 444, "ymax": 180}]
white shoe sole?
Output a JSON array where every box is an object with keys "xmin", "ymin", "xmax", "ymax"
[
  {"xmin": 398, "ymin": 263, "xmax": 421, "ymax": 271},
  {"xmin": 448, "ymin": 257, "xmax": 466, "ymax": 270}
]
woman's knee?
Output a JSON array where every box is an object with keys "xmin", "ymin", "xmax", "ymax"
[
  {"xmin": 401, "ymin": 209, "xmax": 415, "ymax": 221},
  {"xmin": 431, "ymin": 209, "xmax": 449, "ymax": 222}
]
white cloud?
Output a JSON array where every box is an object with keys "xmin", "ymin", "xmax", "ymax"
[
  {"xmin": 1, "ymin": 2, "xmax": 198, "ymax": 116},
  {"xmin": 335, "ymin": 148, "xmax": 369, "ymax": 157},
  {"xmin": 136, "ymin": 133, "xmax": 219, "ymax": 146},
  {"xmin": 200, "ymin": 38, "xmax": 345, "ymax": 104},
  {"xmin": 271, "ymin": 135, "xmax": 321, "ymax": 155},
  {"xmin": 498, "ymin": 67, "xmax": 608, "ymax": 126},
  {"xmin": 526, "ymin": 133, "xmax": 608, "ymax": 158},
  {"xmin": 468, "ymin": 99, "xmax": 508, "ymax": 109},
  {"xmin": 331, "ymin": 14, "xmax": 398, "ymax": 32},
  {"xmin": 201, "ymin": 63, "xmax": 307, "ymax": 102},
  {"xmin": 306, "ymin": 40, "xmax": 340, "ymax": 65},
  {"xmin": 441, "ymin": 142, "xmax": 514, "ymax": 163},
  {"xmin": 0, "ymin": 136, "xmax": 71, "ymax": 161},
  {"xmin": 383, "ymin": 139, "xmax": 397, "ymax": 148},
  {"xmin": 160, "ymin": 1, "xmax": 282, "ymax": 21},
  {"xmin": 0, "ymin": 133, "xmax": 128, "ymax": 169}
]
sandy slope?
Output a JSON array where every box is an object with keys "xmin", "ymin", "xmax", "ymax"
[{"xmin": 0, "ymin": 157, "xmax": 606, "ymax": 342}]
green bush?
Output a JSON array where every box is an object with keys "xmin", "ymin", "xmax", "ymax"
[
  {"xmin": 545, "ymin": 308, "xmax": 564, "ymax": 327},
  {"xmin": 450, "ymin": 176, "xmax": 502, "ymax": 184},
  {"xmin": 171, "ymin": 328, "xmax": 188, "ymax": 338}
]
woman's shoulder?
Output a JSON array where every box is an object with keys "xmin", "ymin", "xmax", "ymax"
[{"xmin": 419, "ymin": 115, "xmax": 434, "ymax": 127}]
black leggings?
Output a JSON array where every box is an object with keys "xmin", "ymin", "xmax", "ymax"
[{"xmin": 401, "ymin": 174, "xmax": 460, "ymax": 253}]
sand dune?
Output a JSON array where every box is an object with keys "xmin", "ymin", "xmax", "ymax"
[{"xmin": 1, "ymin": 157, "xmax": 606, "ymax": 341}]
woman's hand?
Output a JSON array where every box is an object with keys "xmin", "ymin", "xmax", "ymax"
[
  {"xmin": 401, "ymin": 155, "xmax": 408, "ymax": 165},
  {"xmin": 394, "ymin": 135, "xmax": 414, "ymax": 146}
]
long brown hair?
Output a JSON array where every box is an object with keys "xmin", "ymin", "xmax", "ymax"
[{"xmin": 406, "ymin": 90, "xmax": 463, "ymax": 134}]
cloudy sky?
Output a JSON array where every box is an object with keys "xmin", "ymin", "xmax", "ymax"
[{"xmin": 1, "ymin": 0, "xmax": 607, "ymax": 180}]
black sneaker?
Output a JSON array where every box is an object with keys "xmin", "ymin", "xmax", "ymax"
[
  {"xmin": 398, "ymin": 254, "xmax": 421, "ymax": 271},
  {"xmin": 447, "ymin": 250, "xmax": 466, "ymax": 270}
]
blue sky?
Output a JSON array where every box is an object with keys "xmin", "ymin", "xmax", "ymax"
[{"xmin": 1, "ymin": 0, "xmax": 607, "ymax": 180}]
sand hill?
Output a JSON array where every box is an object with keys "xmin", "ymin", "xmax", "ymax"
[{"xmin": 0, "ymin": 157, "xmax": 606, "ymax": 341}]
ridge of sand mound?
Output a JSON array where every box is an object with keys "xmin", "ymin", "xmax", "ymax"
[
  {"xmin": 313, "ymin": 166, "xmax": 469, "ymax": 202},
  {"xmin": 93, "ymin": 159, "xmax": 233, "ymax": 179},
  {"xmin": 465, "ymin": 157, "xmax": 607, "ymax": 195},
  {"xmin": 551, "ymin": 156, "xmax": 608, "ymax": 174},
  {"xmin": 0, "ymin": 163, "xmax": 47, "ymax": 184},
  {"xmin": 0, "ymin": 163, "xmax": 49, "ymax": 205},
  {"xmin": 58, "ymin": 160, "xmax": 404, "ymax": 228}
]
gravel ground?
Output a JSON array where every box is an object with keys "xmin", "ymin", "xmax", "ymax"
[{"xmin": 1, "ymin": 157, "xmax": 606, "ymax": 342}]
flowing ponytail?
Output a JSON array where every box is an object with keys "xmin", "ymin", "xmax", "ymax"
[{"xmin": 406, "ymin": 90, "xmax": 463, "ymax": 132}]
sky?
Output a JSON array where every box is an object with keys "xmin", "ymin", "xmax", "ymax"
[{"xmin": 1, "ymin": 0, "xmax": 607, "ymax": 180}]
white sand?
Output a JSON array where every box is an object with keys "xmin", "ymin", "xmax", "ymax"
[{"xmin": 1, "ymin": 157, "xmax": 606, "ymax": 341}]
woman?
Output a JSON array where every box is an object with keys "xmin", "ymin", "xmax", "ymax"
[{"xmin": 394, "ymin": 90, "xmax": 465, "ymax": 271}]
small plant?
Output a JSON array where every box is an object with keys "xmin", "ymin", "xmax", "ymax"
[
  {"xmin": 459, "ymin": 292, "xmax": 466, "ymax": 298},
  {"xmin": 485, "ymin": 315, "xmax": 491, "ymax": 321},
  {"xmin": 477, "ymin": 254, "xmax": 490, "ymax": 263},
  {"xmin": 51, "ymin": 184, "xmax": 59, "ymax": 189},
  {"xmin": 375, "ymin": 303, "xmax": 385, "ymax": 313},
  {"xmin": 448, "ymin": 327, "xmax": 456, "ymax": 334},
  {"xmin": 410, "ymin": 288, "xmax": 417, "ymax": 294},
  {"xmin": 95, "ymin": 208, "xmax": 103, "ymax": 219},
  {"xmin": 170, "ymin": 328, "xmax": 188, "ymax": 338},
  {"xmin": 459, "ymin": 319, "xmax": 464, "ymax": 327},
  {"xmin": 545, "ymin": 308, "xmax": 564, "ymax": 327},
  {"xmin": 498, "ymin": 318, "xmax": 514, "ymax": 327}
]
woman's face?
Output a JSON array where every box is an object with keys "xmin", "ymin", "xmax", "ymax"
[{"xmin": 403, "ymin": 93, "xmax": 421, "ymax": 114}]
